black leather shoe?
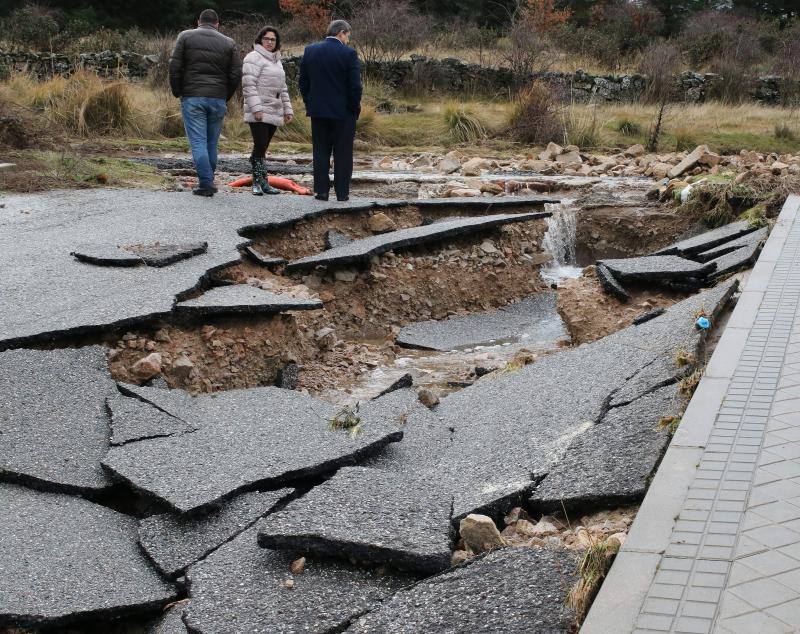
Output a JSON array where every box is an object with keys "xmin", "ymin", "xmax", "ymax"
[
  {"xmin": 314, "ymin": 193, "xmax": 329, "ymax": 201},
  {"xmin": 192, "ymin": 187, "xmax": 214, "ymax": 197},
  {"xmin": 337, "ymin": 196, "xmax": 349, "ymax": 202}
]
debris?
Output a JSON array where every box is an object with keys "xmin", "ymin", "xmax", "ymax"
[
  {"xmin": 459, "ymin": 514, "xmax": 506, "ymax": 554},
  {"xmin": 367, "ymin": 213, "xmax": 397, "ymax": 234},
  {"xmin": 132, "ymin": 353, "xmax": 163, "ymax": 380},
  {"xmin": 417, "ymin": 388, "xmax": 440, "ymax": 409},
  {"xmin": 290, "ymin": 557, "xmax": 306, "ymax": 575}
]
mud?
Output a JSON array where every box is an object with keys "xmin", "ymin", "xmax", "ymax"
[{"xmin": 557, "ymin": 267, "xmax": 690, "ymax": 345}]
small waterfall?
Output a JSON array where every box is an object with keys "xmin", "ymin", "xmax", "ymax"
[{"xmin": 540, "ymin": 202, "xmax": 583, "ymax": 285}]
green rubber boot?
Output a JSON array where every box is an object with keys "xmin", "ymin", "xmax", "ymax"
[{"xmin": 249, "ymin": 156, "xmax": 263, "ymax": 196}]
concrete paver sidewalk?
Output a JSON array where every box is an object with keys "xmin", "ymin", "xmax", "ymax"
[{"xmin": 583, "ymin": 195, "xmax": 800, "ymax": 634}]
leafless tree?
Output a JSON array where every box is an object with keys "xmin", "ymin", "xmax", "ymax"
[{"xmin": 351, "ymin": 0, "xmax": 431, "ymax": 65}]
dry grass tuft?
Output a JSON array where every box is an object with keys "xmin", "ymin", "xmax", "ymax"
[
  {"xmin": 658, "ymin": 415, "xmax": 682, "ymax": 435},
  {"xmin": 678, "ymin": 370, "xmax": 703, "ymax": 396},
  {"xmin": 443, "ymin": 102, "xmax": 487, "ymax": 143},
  {"xmin": 567, "ymin": 533, "xmax": 621, "ymax": 623},
  {"xmin": 674, "ymin": 347, "xmax": 696, "ymax": 367}
]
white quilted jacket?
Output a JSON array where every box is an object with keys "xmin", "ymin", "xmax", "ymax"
[{"xmin": 241, "ymin": 45, "xmax": 293, "ymax": 125}]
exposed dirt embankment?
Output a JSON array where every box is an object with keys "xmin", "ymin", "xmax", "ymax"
[
  {"xmin": 575, "ymin": 206, "xmax": 697, "ymax": 264},
  {"xmin": 556, "ymin": 267, "xmax": 690, "ymax": 345},
  {"xmin": 247, "ymin": 202, "xmax": 546, "ymax": 262}
]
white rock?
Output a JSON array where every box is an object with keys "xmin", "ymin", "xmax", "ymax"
[
  {"xmin": 459, "ymin": 514, "xmax": 505, "ymax": 553},
  {"xmin": 480, "ymin": 240, "xmax": 498, "ymax": 254},
  {"xmin": 172, "ymin": 355, "xmax": 194, "ymax": 379}
]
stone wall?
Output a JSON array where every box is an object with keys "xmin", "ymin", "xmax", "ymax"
[{"xmin": 2, "ymin": 50, "xmax": 797, "ymax": 105}]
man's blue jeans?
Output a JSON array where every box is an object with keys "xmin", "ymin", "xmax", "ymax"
[{"xmin": 181, "ymin": 97, "xmax": 227, "ymax": 190}]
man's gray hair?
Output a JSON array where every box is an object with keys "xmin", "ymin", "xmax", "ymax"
[{"xmin": 327, "ymin": 20, "xmax": 352, "ymax": 37}]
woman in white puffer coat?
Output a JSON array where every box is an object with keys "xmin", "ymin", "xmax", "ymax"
[{"xmin": 242, "ymin": 26, "xmax": 294, "ymax": 195}]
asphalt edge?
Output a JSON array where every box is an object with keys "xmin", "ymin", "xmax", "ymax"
[{"xmin": 580, "ymin": 193, "xmax": 800, "ymax": 634}]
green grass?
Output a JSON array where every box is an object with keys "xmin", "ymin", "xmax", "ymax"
[{"xmin": 0, "ymin": 151, "xmax": 169, "ymax": 192}]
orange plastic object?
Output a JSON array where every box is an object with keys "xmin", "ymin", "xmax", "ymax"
[{"xmin": 227, "ymin": 175, "xmax": 312, "ymax": 195}]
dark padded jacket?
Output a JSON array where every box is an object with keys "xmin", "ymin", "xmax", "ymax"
[
  {"xmin": 299, "ymin": 38, "xmax": 362, "ymax": 120},
  {"xmin": 168, "ymin": 25, "xmax": 242, "ymax": 101}
]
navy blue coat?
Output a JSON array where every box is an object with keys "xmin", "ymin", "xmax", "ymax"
[{"xmin": 299, "ymin": 38, "xmax": 362, "ymax": 120}]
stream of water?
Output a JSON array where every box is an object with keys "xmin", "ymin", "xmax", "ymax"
[{"xmin": 539, "ymin": 201, "xmax": 584, "ymax": 286}]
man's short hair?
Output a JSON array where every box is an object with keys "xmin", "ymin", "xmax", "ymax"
[
  {"xmin": 199, "ymin": 9, "xmax": 219, "ymax": 24},
  {"xmin": 327, "ymin": 20, "xmax": 351, "ymax": 37}
]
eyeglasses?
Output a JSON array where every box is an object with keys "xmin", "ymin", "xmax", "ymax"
[{"xmin": 263, "ymin": 37, "xmax": 277, "ymax": 42}]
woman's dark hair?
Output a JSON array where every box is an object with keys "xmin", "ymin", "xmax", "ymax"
[{"xmin": 255, "ymin": 26, "xmax": 281, "ymax": 50}]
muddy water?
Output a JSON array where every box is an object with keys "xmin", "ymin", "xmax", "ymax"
[{"xmin": 319, "ymin": 331, "xmax": 569, "ymax": 406}]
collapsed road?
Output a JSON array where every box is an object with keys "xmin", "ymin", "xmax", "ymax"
[{"xmin": 0, "ymin": 185, "xmax": 769, "ymax": 633}]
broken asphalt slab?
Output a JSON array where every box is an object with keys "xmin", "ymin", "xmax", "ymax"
[
  {"xmin": 174, "ymin": 285, "xmax": 323, "ymax": 316},
  {"xmin": 708, "ymin": 240, "xmax": 763, "ymax": 280},
  {"xmin": 694, "ymin": 226, "xmax": 768, "ymax": 262},
  {"xmin": 654, "ymin": 220, "xmax": 759, "ymax": 257},
  {"xmin": 435, "ymin": 280, "xmax": 736, "ymax": 520},
  {"xmin": 0, "ymin": 190, "xmax": 553, "ymax": 349},
  {"xmin": 139, "ymin": 489, "xmax": 292, "ymax": 578},
  {"xmin": 107, "ymin": 391, "xmax": 196, "ymax": 445},
  {"xmin": 102, "ymin": 386, "xmax": 405, "ymax": 512},
  {"xmin": 0, "ymin": 346, "xmax": 114, "ymax": 494},
  {"xmin": 283, "ymin": 212, "xmax": 550, "ymax": 273},
  {"xmin": 184, "ymin": 525, "xmax": 416, "ymax": 634},
  {"xmin": 72, "ymin": 242, "xmax": 208, "ymax": 268},
  {"xmin": 529, "ymin": 385, "xmax": 679, "ymax": 512},
  {"xmin": 345, "ymin": 547, "xmax": 578, "ymax": 634},
  {"xmin": 598, "ymin": 255, "xmax": 716, "ymax": 282},
  {"xmin": 596, "ymin": 263, "xmax": 630, "ymax": 302},
  {"xmin": 395, "ymin": 293, "xmax": 569, "ymax": 351},
  {"xmin": 0, "ymin": 483, "xmax": 176, "ymax": 628},
  {"xmin": 257, "ymin": 467, "xmax": 453, "ymax": 574}
]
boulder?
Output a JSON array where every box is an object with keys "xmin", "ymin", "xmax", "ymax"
[
  {"xmin": 461, "ymin": 157, "xmax": 490, "ymax": 176},
  {"xmin": 668, "ymin": 145, "xmax": 710, "ymax": 178},
  {"xmin": 367, "ymin": 213, "xmax": 397, "ymax": 234},
  {"xmin": 480, "ymin": 182, "xmax": 503, "ymax": 195},
  {"xmin": 447, "ymin": 188, "xmax": 482, "ymax": 198},
  {"xmin": 624, "ymin": 144, "xmax": 645, "ymax": 158},
  {"xmin": 538, "ymin": 142, "xmax": 563, "ymax": 161},
  {"xmin": 556, "ymin": 150, "xmax": 582, "ymax": 167},
  {"xmin": 437, "ymin": 156, "xmax": 461, "ymax": 174},
  {"xmin": 132, "ymin": 353, "xmax": 162, "ymax": 380},
  {"xmin": 649, "ymin": 162, "xmax": 673, "ymax": 179},
  {"xmin": 459, "ymin": 514, "xmax": 505, "ymax": 553},
  {"xmin": 771, "ymin": 161, "xmax": 789, "ymax": 174}
]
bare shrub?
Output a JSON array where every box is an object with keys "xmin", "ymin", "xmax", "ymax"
[
  {"xmin": 2, "ymin": 2, "xmax": 61, "ymax": 51},
  {"xmin": 352, "ymin": 0, "xmax": 431, "ymax": 65},
  {"xmin": 146, "ymin": 35, "xmax": 176, "ymax": 91},
  {"xmin": 598, "ymin": 0, "xmax": 664, "ymax": 55},
  {"xmin": 507, "ymin": 82, "xmax": 561, "ymax": 144},
  {"xmin": 774, "ymin": 23, "xmax": 800, "ymax": 105},
  {"xmin": 681, "ymin": 11, "xmax": 766, "ymax": 78},
  {"xmin": 504, "ymin": 22, "xmax": 554, "ymax": 85},
  {"xmin": 638, "ymin": 42, "xmax": 682, "ymax": 104}
]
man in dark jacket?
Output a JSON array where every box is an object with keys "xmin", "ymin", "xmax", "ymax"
[
  {"xmin": 169, "ymin": 9, "xmax": 242, "ymax": 197},
  {"xmin": 299, "ymin": 20, "xmax": 362, "ymax": 202}
]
